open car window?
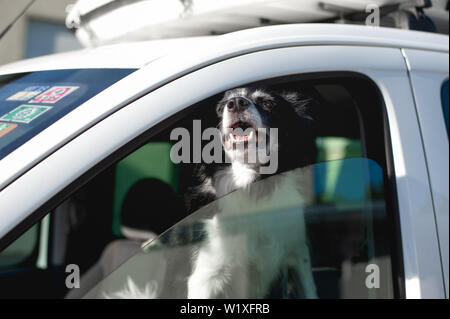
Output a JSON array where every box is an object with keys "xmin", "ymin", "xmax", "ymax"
[
  {"xmin": 84, "ymin": 158, "xmax": 394, "ymax": 299},
  {"xmin": 0, "ymin": 73, "xmax": 402, "ymax": 299},
  {"xmin": 0, "ymin": 69, "xmax": 135, "ymax": 160}
]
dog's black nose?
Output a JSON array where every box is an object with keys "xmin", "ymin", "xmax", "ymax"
[{"xmin": 227, "ymin": 97, "xmax": 250, "ymax": 112}]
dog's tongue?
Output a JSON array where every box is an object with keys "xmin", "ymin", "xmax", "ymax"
[
  {"xmin": 229, "ymin": 130, "xmax": 254, "ymax": 144},
  {"xmin": 231, "ymin": 121, "xmax": 252, "ymax": 130},
  {"xmin": 233, "ymin": 134, "xmax": 249, "ymax": 141}
]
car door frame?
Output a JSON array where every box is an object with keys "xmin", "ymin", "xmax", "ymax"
[
  {"xmin": 0, "ymin": 44, "xmax": 445, "ymax": 298},
  {"xmin": 402, "ymin": 48, "xmax": 449, "ymax": 298}
]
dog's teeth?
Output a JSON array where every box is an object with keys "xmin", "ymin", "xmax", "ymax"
[
  {"xmin": 229, "ymin": 133, "xmax": 234, "ymax": 141},
  {"xmin": 249, "ymin": 131, "xmax": 254, "ymax": 140}
]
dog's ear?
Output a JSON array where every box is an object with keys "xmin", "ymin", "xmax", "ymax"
[{"xmin": 282, "ymin": 91, "xmax": 314, "ymax": 119}]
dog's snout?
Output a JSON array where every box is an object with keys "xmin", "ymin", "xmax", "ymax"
[{"xmin": 226, "ymin": 97, "xmax": 250, "ymax": 112}]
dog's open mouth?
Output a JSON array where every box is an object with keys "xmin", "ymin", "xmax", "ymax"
[
  {"xmin": 222, "ymin": 121, "xmax": 269, "ymax": 151},
  {"xmin": 228, "ymin": 121, "xmax": 256, "ymax": 144}
]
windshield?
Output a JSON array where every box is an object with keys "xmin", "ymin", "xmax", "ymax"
[
  {"xmin": 83, "ymin": 158, "xmax": 394, "ymax": 299},
  {"xmin": 0, "ymin": 69, "xmax": 135, "ymax": 160}
]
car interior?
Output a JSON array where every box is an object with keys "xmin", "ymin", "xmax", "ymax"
[{"xmin": 0, "ymin": 72, "xmax": 401, "ymax": 299}]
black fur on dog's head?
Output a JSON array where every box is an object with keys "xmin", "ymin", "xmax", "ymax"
[
  {"xmin": 216, "ymin": 87, "xmax": 317, "ymax": 172},
  {"xmin": 184, "ymin": 87, "xmax": 317, "ymax": 212}
]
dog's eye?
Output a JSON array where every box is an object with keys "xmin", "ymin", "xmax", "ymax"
[{"xmin": 262, "ymin": 101, "xmax": 275, "ymax": 109}]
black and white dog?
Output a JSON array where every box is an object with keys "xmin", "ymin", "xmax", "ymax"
[{"xmin": 186, "ymin": 87, "xmax": 318, "ymax": 299}]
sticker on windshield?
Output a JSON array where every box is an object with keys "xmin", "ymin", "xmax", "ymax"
[
  {"xmin": 0, "ymin": 105, "xmax": 52, "ymax": 124},
  {"xmin": 0, "ymin": 122, "xmax": 18, "ymax": 138},
  {"xmin": 6, "ymin": 86, "xmax": 50, "ymax": 101},
  {"xmin": 29, "ymin": 86, "xmax": 79, "ymax": 104}
]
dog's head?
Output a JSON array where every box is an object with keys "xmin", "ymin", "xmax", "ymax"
[{"xmin": 216, "ymin": 87, "xmax": 316, "ymax": 171}]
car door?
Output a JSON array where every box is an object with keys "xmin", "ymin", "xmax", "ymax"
[
  {"xmin": 0, "ymin": 44, "xmax": 444, "ymax": 298},
  {"xmin": 402, "ymin": 48, "xmax": 449, "ymax": 298}
]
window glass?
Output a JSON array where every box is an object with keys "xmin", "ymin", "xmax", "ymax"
[
  {"xmin": 0, "ymin": 69, "xmax": 136, "ymax": 160},
  {"xmin": 85, "ymin": 158, "xmax": 393, "ymax": 299},
  {"xmin": 442, "ymin": 79, "xmax": 449, "ymax": 137},
  {"xmin": 0, "ymin": 225, "xmax": 38, "ymax": 269}
]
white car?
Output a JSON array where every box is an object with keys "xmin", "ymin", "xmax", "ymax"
[{"xmin": 0, "ymin": 24, "xmax": 447, "ymax": 299}]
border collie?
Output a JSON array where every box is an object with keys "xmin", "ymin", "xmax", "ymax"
[{"xmin": 186, "ymin": 87, "xmax": 318, "ymax": 298}]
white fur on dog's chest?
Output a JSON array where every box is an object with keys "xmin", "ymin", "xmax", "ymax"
[
  {"xmin": 211, "ymin": 173, "xmax": 307, "ymax": 257},
  {"xmin": 215, "ymin": 171, "xmax": 305, "ymax": 216},
  {"xmin": 212, "ymin": 162, "xmax": 259, "ymax": 198},
  {"xmin": 188, "ymin": 169, "xmax": 317, "ymax": 299}
]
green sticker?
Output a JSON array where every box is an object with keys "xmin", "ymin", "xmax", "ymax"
[{"xmin": 0, "ymin": 105, "xmax": 51, "ymax": 124}]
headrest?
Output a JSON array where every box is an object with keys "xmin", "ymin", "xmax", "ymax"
[{"xmin": 120, "ymin": 178, "xmax": 185, "ymax": 240}]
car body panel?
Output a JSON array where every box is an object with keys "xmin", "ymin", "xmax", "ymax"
[
  {"xmin": 360, "ymin": 68, "xmax": 445, "ymax": 299},
  {"xmin": 0, "ymin": 37, "xmax": 213, "ymax": 74},
  {"xmin": 0, "ymin": 24, "xmax": 447, "ymax": 76},
  {"xmin": 403, "ymin": 48, "xmax": 449, "ymax": 297}
]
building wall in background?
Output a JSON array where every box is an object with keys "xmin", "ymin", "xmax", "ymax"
[
  {"xmin": 25, "ymin": 19, "xmax": 81, "ymax": 58},
  {"xmin": 0, "ymin": 0, "xmax": 80, "ymax": 67}
]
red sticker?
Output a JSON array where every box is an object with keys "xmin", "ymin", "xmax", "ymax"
[{"xmin": 29, "ymin": 86, "xmax": 79, "ymax": 104}]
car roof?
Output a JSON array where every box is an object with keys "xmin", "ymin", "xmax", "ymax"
[
  {"xmin": 0, "ymin": 24, "xmax": 448, "ymax": 75},
  {"xmin": 0, "ymin": 24, "xmax": 448, "ymax": 191}
]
